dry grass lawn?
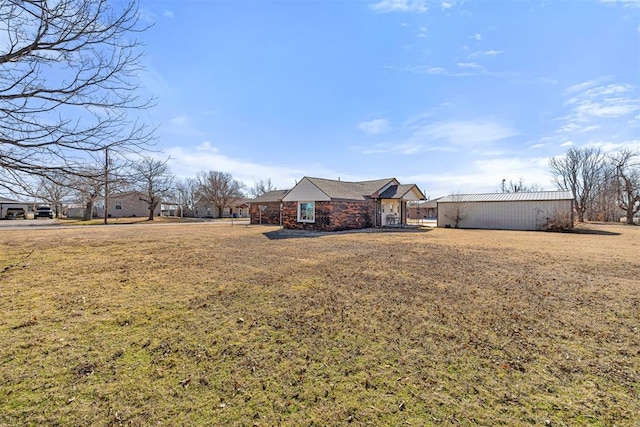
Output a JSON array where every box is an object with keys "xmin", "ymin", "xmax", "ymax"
[{"xmin": 0, "ymin": 222, "xmax": 638, "ymax": 426}]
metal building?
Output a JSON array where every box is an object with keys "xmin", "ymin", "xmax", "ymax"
[{"xmin": 436, "ymin": 191, "xmax": 574, "ymax": 231}]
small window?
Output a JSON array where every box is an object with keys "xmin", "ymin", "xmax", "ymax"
[
  {"xmin": 115, "ymin": 201, "xmax": 122, "ymax": 210},
  {"xmin": 389, "ymin": 203, "xmax": 394, "ymax": 213},
  {"xmin": 298, "ymin": 201, "xmax": 315, "ymax": 223}
]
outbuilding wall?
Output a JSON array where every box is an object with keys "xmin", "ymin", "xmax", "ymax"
[{"xmin": 437, "ymin": 199, "xmax": 573, "ymax": 231}]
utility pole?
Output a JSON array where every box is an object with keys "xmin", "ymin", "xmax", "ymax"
[{"xmin": 104, "ymin": 147, "xmax": 109, "ymax": 224}]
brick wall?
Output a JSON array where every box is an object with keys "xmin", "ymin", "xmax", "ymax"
[
  {"xmin": 283, "ymin": 200, "xmax": 375, "ymax": 231},
  {"xmin": 249, "ymin": 202, "xmax": 282, "ymax": 225}
]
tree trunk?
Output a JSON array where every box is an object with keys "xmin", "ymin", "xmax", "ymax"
[
  {"xmin": 84, "ymin": 201, "xmax": 94, "ymax": 220},
  {"xmin": 625, "ymin": 208, "xmax": 634, "ymax": 224}
]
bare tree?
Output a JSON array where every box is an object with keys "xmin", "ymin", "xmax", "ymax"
[
  {"xmin": 611, "ymin": 149, "xmax": 640, "ymax": 225},
  {"xmin": 132, "ymin": 158, "xmax": 174, "ymax": 220},
  {"xmin": 0, "ymin": 0, "xmax": 154, "ymax": 191},
  {"xmin": 196, "ymin": 171, "xmax": 245, "ymax": 218},
  {"xmin": 500, "ymin": 178, "xmax": 543, "ymax": 193},
  {"xmin": 589, "ymin": 162, "xmax": 619, "ymax": 222},
  {"xmin": 549, "ymin": 147, "xmax": 605, "ymax": 222},
  {"xmin": 442, "ymin": 193, "xmax": 470, "ymax": 228},
  {"xmin": 69, "ymin": 172, "xmax": 103, "ymax": 220},
  {"xmin": 248, "ymin": 178, "xmax": 276, "ymax": 197},
  {"xmin": 174, "ymin": 178, "xmax": 199, "ymax": 217},
  {"xmin": 35, "ymin": 174, "xmax": 73, "ymax": 218}
]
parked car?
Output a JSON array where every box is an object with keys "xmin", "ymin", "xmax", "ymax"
[
  {"xmin": 34, "ymin": 206, "xmax": 53, "ymax": 219},
  {"xmin": 4, "ymin": 208, "xmax": 26, "ymax": 219}
]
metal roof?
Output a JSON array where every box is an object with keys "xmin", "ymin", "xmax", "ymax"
[
  {"xmin": 0, "ymin": 196, "xmax": 25, "ymax": 203},
  {"xmin": 437, "ymin": 191, "xmax": 573, "ymax": 203}
]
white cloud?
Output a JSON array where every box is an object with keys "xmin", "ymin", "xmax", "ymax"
[
  {"xmin": 358, "ymin": 118, "xmax": 392, "ymax": 135},
  {"xmin": 418, "ymin": 26, "xmax": 428, "ymax": 38},
  {"xmin": 470, "ymin": 50, "xmax": 505, "ymax": 57},
  {"xmin": 457, "ymin": 62, "xmax": 481, "ymax": 68},
  {"xmin": 560, "ymin": 141, "xmax": 574, "ymax": 147},
  {"xmin": 165, "ymin": 146, "xmax": 304, "ymax": 190},
  {"xmin": 472, "ymin": 33, "xmax": 482, "ymax": 40},
  {"xmin": 169, "ymin": 115, "xmax": 188, "ymax": 125},
  {"xmin": 403, "ymin": 156, "xmax": 554, "ymax": 196},
  {"xmin": 358, "ymin": 119, "xmax": 518, "ymax": 155},
  {"xmin": 586, "ymin": 139, "xmax": 640, "ymax": 153},
  {"xmin": 409, "ymin": 120, "xmax": 518, "ymax": 148},
  {"xmin": 426, "ymin": 66, "xmax": 448, "ymax": 74},
  {"xmin": 557, "ymin": 81, "xmax": 640, "ymax": 142},
  {"xmin": 163, "ymin": 10, "xmax": 174, "ymax": 18},
  {"xmin": 195, "ymin": 141, "xmax": 218, "ymax": 152},
  {"xmin": 564, "ymin": 79, "xmax": 598, "ymax": 94},
  {"xmin": 397, "ymin": 65, "xmax": 473, "ymax": 77},
  {"xmin": 598, "ymin": 0, "xmax": 640, "ymax": 7},
  {"xmin": 441, "ymin": 2, "xmax": 453, "ymax": 9},
  {"xmin": 370, "ymin": 0, "xmax": 427, "ymax": 13}
]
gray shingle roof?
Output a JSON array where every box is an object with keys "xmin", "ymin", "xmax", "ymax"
[
  {"xmin": 251, "ymin": 190, "xmax": 289, "ymax": 203},
  {"xmin": 306, "ymin": 177, "xmax": 396, "ymax": 201},
  {"xmin": 437, "ymin": 191, "xmax": 573, "ymax": 203},
  {"xmin": 378, "ymin": 184, "xmax": 422, "ymax": 199}
]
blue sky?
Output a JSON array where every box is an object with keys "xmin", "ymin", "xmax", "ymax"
[{"xmin": 138, "ymin": 0, "xmax": 640, "ymax": 198}]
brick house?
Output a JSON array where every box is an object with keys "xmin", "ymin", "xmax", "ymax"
[
  {"xmin": 249, "ymin": 190, "xmax": 289, "ymax": 225},
  {"xmin": 281, "ymin": 177, "xmax": 425, "ymax": 231}
]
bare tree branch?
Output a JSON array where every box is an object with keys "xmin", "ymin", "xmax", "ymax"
[
  {"xmin": 132, "ymin": 157, "xmax": 173, "ymax": 220},
  {"xmin": 196, "ymin": 171, "xmax": 245, "ymax": 218},
  {"xmin": 549, "ymin": 147, "xmax": 605, "ymax": 222},
  {"xmin": 0, "ymin": 0, "xmax": 155, "ymax": 189}
]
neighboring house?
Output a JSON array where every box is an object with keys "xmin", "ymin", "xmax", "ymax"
[
  {"xmin": 436, "ymin": 191, "xmax": 574, "ymax": 231},
  {"xmin": 229, "ymin": 197, "xmax": 251, "ymax": 218},
  {"xmin": 249, "ymin": 190, "xmax": 289, "ymax": 225},
  {"xmin": 408, "ymin": 197, "xmax": 441, "ymax": 220},
  {"xmin": 97, "ymin": 191, "xmax": 161, "ymax": 218},
  {"xmin": 281, "ymin": 177, "xmax": 425, "ymax": 231},
  {"xmin": 0, "ymin": 196, "xmax": 32, "ymax": 219},
  {"xmin": 192, "ymin": 197, "xmax": 251, "ymax": 218}
]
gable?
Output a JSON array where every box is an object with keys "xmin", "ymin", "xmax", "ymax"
[{"xmin": 282, "ymin": 178, "xmax": 331, "ymax": 202}]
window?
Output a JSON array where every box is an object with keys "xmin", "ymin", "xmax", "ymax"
[
  {"xmin": 297, "ymin": 201, "xmax": 315, "ymax": 223},
  {"xmin": 115, "ymin": 201, "xmax": 122, "ymax": 210}
]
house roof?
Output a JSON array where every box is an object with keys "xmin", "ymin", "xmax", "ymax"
[
  {"xmin": 305, "ymin": 177, "xmax": 397, "ymax": 201},
  {"xmin": 0, "ymin": 196, "xmax": 25, "ymax": 203},
  {"xmin": 251, "ymin": 190, "xmax": 289, "ymax": 203},
  {"xmin": 437, "ymin": 191, "xmax": 573, "ymax": 203},
  {"xmin": 230, "ymin": 197, "xmax": 252, "ymax": 207},
  {"xmin": 378, "ymin": 184, "xmax": 425, "ymax": 200}
]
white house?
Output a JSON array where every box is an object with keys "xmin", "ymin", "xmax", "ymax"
[{"xmin": 437, "ymin": 191, "xmax": 574, "ymax": 231}]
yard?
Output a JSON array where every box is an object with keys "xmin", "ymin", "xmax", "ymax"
[{"xmin": 0, "ymin": 223, "xmax": 638, "ymax": 426}]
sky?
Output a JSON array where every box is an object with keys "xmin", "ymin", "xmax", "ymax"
[{"xmin": 137, "ymin": 0, "xmax": 640, "ymax": 198}]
